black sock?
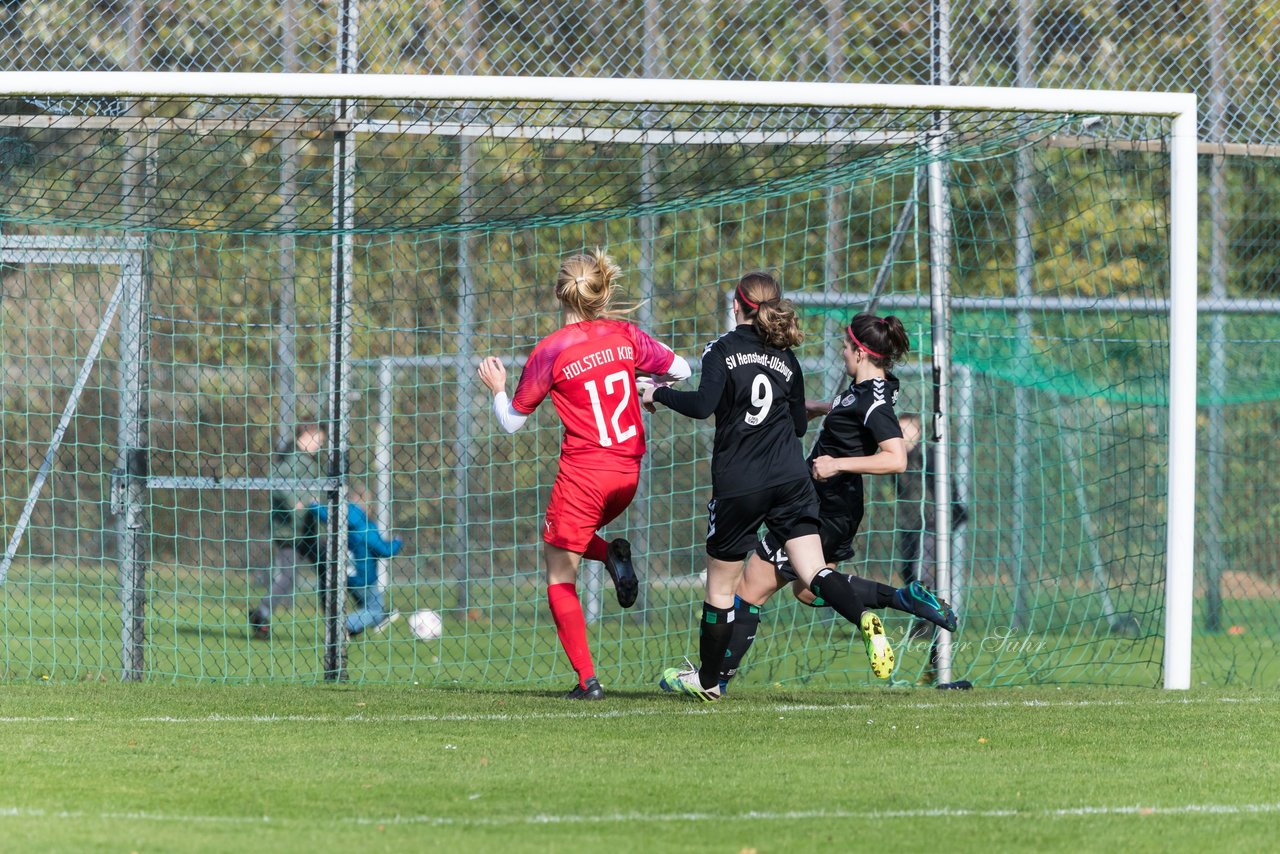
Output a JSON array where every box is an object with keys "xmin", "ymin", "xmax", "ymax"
[
  {"xmin": 847, "ymin": 574, "xmax": 896, "ymax": 609},
  {"xmin": 810, "ymin": 569, "xmax": 866, "ymax": 626},
  {"xmin": 698, "ymin": 602, "xmax": 733, "ymax": 689},
  {"xmin": 718, "ymin": 597, "xmax": 762, "ymax": 687}
]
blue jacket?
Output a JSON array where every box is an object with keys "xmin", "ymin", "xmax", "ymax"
[{"xmin": 309, "ymin": 502, "xmax": 403, "ymax": 589}]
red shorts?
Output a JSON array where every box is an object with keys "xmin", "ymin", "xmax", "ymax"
[{"xmin": 543, "ymin": 466, "xmax": 639, "ymax": 553}]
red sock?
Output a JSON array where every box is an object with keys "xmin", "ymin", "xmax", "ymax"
[
  {"xmin": 583, "ymin": 535, "xmax": 609, "ymax": 563},
  {"xmin": 547, "ymin": 583, "xmax": 595, "ymax": 688}
]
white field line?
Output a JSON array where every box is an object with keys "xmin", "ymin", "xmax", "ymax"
[
  {"xmin": 0, "ymin": 806, "xmax": 268, "ymax": 825},
  {"xmin": 3, "ymin": 802, "xmax": 1280, "ymax": 828},
  {"xmin": 354, "ymin": 803, "xmax": 1280, "ymax": 826},
  {"xmin": 0, "ymin": 694, "xmax": 1272, "ymax": 726}
]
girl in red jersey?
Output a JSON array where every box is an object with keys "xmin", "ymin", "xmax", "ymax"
[{"xmin": 478, "ymin": 250, "xmax": 690, "ymax": 700}]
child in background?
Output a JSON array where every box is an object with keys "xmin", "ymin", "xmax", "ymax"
[
  {"xmin": 249, "ymin": 422, "xmax": 328, "ymax": 639},
  {"xmin": 310, "ymin": 482, "xmax": 403, "ymax": 637}
]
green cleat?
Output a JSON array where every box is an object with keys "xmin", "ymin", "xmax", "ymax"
[{"xmin": 658, "ymin": 661, "xmax": 721, "ymax": 702}]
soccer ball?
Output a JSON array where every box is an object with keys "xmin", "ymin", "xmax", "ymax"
[{"xmin": 407, "ymin": 608, "xmax": 444, "ymax": 641}]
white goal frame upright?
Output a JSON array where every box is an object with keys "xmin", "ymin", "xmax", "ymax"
[{"xmin": 0, "ymin": 73, "xmax": 1198, "ymax": 689}]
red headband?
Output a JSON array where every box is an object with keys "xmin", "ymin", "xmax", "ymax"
[
  {"xmin": 846, "ymin": 325, "xmax": 885, "ymax": 359},
  {"xmin": 736, "ymin": 283, "xmax": 760, "ymax": 311}
]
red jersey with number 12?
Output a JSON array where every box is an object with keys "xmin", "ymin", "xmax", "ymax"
[{"xmin": 512, "ymin": 319, "xmax": 676, "ymax": 471}]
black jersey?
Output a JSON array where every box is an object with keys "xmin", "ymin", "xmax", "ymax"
[
  {"xmin": 809, "ymin": 372, "xmax": 903, "ymax": 499},
  {"xmin": 654, "ymin": 324, "xmax": 808, "ymax": 498}
]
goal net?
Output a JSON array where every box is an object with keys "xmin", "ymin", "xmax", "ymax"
[{"xmin": 0, "ymin": 75, "xmax": 1195, "ymax": 687}]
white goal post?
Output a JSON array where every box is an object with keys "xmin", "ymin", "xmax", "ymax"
[{"xmin": 0, "ymin": 72, "xmax": 1198, "ymax": 689}]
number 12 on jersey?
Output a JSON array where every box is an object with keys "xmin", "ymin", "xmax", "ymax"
[{"xmin": 584, "ymin": 370, "xmax": 637, "ymax": 447}]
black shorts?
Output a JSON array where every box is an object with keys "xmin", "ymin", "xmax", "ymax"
[
  {"xmin": 756, "ymin": 491, "xmax": 864, "ymax": 582},
  {"xmin": 706, "ymin": 477, "xmax": 820, "ymax": 561}
]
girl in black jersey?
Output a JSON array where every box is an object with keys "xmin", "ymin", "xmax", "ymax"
[
  {"xmin": 641, "ymin": 274, "xmax": 897, "ymax": 700},
  {"xmin": 716, "ymin": 312, "xmax": 959, "ymax": 692}
]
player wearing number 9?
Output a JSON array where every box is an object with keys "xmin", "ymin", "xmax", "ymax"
[
  {"xmin": 642, "ymin": 272, "xmax": 899, "ymax": 700},
  {"xmin": 477, "ymin": 250, "xmax": 690, "ymax": 700}
]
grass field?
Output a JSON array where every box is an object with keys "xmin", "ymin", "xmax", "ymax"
[
  {"xmin": 3, "ymin": 684, "xmax": 1279, "ymax": 852},
  {"xmin": 14, "ymin": 559, "xmax": 1280, "ymax": 690}
]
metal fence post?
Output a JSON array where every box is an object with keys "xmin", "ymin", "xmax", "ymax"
[
  {"xmin": 449, "ymin": 0, "xmax": 482, "ymax": 615},
  {"xmin": 1204, "ymin": 0, "xmax": 1229, "ymax": 633},
  {"xmin": 117, "ymin": 249, "xmax": 149, "ymax": 681},
  {"xmin": 323, "ymin": 0, "xmax": 359, "ymax": 681},
  {"xmin": 928, "ymin": 0, "xmax": 956, "ymax": 684},
  {"xmin": 117, "ymin": 2, "xmax": 150, "ymax": 681},
  {"xmin": 1009, "ymin": 0, "xmax": 1036, "ymax": 632},
  {"xmin": 276, "ymin": 0, "xmax": 301, "ymax": 444}
]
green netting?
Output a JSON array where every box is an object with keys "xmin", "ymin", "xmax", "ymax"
[
  {"xmin": 0, "ymin": 91, "xmax": 1221, "ymax": 688},
  {"xmin": 0, "ymin": 98, "xmax": 1085, "ymax": 234}
]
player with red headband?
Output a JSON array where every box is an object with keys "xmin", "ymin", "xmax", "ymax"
[
  {"xmin": 714, "ymin": 311, "xmax": 961, "ymax": 693},
  {"xmin": 643, "ymin": 275, "xmax": 906, "ymax": 700},
  {"xmin": 478, "ymin": 250, "xmax": 690, "ymax": 700}
]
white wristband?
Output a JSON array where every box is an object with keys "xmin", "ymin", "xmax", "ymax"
[{"xmin": 649, "ymin": 354, "xmax": 692, "ymax": 384}]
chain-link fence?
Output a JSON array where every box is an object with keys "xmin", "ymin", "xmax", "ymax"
[
  {"xmin": 0, "ymin": 1, "xmax": 1277, "ymax": 687},
  {"xmin": 1, "ymin": 1, "xmax": 1274, "ymax": 145}
]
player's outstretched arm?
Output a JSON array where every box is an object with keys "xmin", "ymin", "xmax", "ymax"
[{"xmin": 647, "ymin": 347, "xmax": 726, "ymax": 419}]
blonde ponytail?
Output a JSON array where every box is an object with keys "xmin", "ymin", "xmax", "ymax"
[{"xmin": 555, "ymin": 249, "xmax": 622, "ymax": 320}]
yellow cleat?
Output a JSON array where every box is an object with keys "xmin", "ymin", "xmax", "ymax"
[{"xmin": 860, "ymin": 612, "xmax": 895, "ymax": 679}]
